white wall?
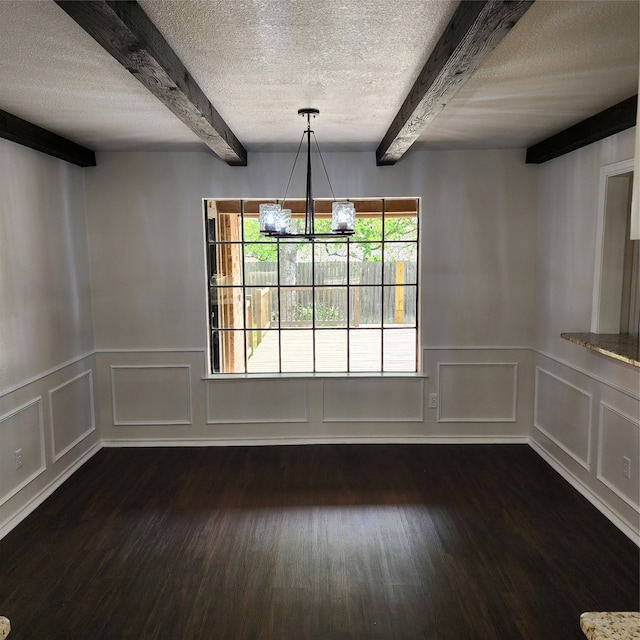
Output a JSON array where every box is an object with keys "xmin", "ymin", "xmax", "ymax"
[
  {"xmin": 0, "ymin": 139, "xmax": 100, "ymax": 536},
  {"xmin": 532, "ymin": 127, "xmax": 640, "ymax": 538},
  {"xmin": 84, "ymin": 149, "xmax": 537, "ymax": 445}
]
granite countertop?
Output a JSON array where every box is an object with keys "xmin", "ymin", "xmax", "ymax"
[
  {"xmin": 580, "ymin": 612, "xmax": 640, "ymax": 639},
  {"xmin": 561, "ymin": 333, "xmax": 640, "ymax": 368},
  {"xmin": 0, "ymin": 616, "xmax": 10, "ymax": 639}
]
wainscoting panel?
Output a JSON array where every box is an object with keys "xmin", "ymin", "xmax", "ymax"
[
  {"xmin": 111, "ymin": 365, "xmax": 192, "ymax": 425},
  {"xmin": 206, "ymin": 379, "xmax": 308, "ymax": 424},
  {"xmin": 597, "ymin": 402, "xmax": 640, "ymax": 510},
  {"xmin": 49, "ymin": 371, "xmax": 95, "ymax": 462},
  {"xmin": 534, "ymin": 367, "xmax": 592, "ymax": 470},
  {"xmin": 322, "ymin": 378, "xmax": 423, "ymax": 423},
  {"xmin": 0, "ymin": 398, "xmax": 45, "ymax": 507},
  {"xmin": 438, "ymin": 363, "xmax": 517, "ymax": 423}
]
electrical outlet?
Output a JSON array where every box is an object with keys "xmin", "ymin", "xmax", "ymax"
[
  {"xmin": 623, "ymin": 456, "xmax": 631, "ymax": 479},
  {"xmin": 14, "ymin": 448, "xmax": 22, "ymax": 470},
  {"xmin": 428, "ymin": 393, "xmax": 438, "ymax": 409}
]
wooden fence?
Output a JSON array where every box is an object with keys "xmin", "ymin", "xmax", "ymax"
[{"xmin": 244, "ymin": 261, "xmax": 417, "ymax": 326}]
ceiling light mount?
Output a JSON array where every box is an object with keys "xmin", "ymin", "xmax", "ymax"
[{"xmin": 259, "ymin": 109, "xmax": 356, "ymax": 240}]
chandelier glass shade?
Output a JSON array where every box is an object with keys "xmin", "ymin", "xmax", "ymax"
[{"xmin": 259, "ymin": 109, "xmax": 356, "ymax": 239}]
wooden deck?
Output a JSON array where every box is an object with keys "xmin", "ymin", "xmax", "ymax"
[{"xmin": 246, "ymin": 327, "xmax": 416, "ymax": 373}]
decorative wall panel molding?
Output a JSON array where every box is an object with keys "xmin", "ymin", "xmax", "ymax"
[
  {"xmin": 534, "ymin": 367, "xmax": 592, "ymax": 470},
  {"xmin": 438, "ymin": 362, "xmax": 518, "ymax": 423},
  {"xmin": 534, "ymin": 348, "xmax": 639, "ymax": 400},
  {"xmin": 206, "ymin": 379, "xmax": 308, "ymax": 424},
  {"xmin": 0, "ymin": 350, "xmax": 94, "ymax": 399},
  {"xmin": 49, "ymin": 370, "xmax": 96, "ymax": 462},
  {"xmin": 111, "ymin": 365, "xmax": 192, "ymax": 425},
  {"xmin": 597, "ymin": 402, "xmax": 640, "ymax": 510},
  {"xmin": 322, "ymin": 378, "xmax": 423, "ymax": 423},
  {"xmin": 0, "ymin": 397, "xmax": 46, "ymax": 507}
]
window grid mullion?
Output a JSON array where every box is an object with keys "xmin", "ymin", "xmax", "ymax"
[
  {"xmin": 311, "ymin": 237, "xmax": 317, "ymax": 372},
  {"xmin": 381, "ymin": 199, "xmax": 385, "ymax": 372},
  {"xmin": 277, "ymin": 239, "xmax": 282, "ymax": 374},
  {"xmin": 240, "ymin": 202, "xmax": 249, "ymax": 374},
  {"xmin": 414, "ymin": 201, "xmax": 420, "ymax": 371},
  {"xmin": 346, "ymin": 236, "xmax": 351, "ymax": 373}
]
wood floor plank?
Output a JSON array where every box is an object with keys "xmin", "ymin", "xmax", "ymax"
[{"xmin": 0, "ymin": 445, "xmax": 637, "ymax": 639}]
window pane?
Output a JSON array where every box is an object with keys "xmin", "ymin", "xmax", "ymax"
[
  {"xmin": 384, "ymin": 285, "xmax": 418, "ymax": 326},
  {"xmin": 244, "ymin": 244, "xmax": 278, "ymax": 286},
  {"xmin": 350, "ymin": 257, "xmax": 382, "ymax": 285},
  {"xmin": 314, "ymin": 242, "xmax": 348, "ymax": 285},
  {"xmin": 308, "ymin": 217, "xmax": 332, "ymax": 234},
  {"xmin": 208, "ymin": 243, "xmax": 244, "ymax": 286},
  {"xmin": 383, "ymin": 245, "xmax": 418, "ymax": 284},
  {"xmin": 315, "ymin": 330, "xmax": 347, "ymax": 372},
  {"xmin": 349, "ymin": 329, "xmax": 382, "ymax": 371},
  {"xmin": 281, "ymin": 330, "xmax": 313, "ymax": 372},
  {"xmin": 246, "ymin": 286, "xmax": 277, "ymax": 330},
  {"xmin": 354, "ymin": 216, "xmax": 382, "ymax": 242},
  {"xmin": 211, "ymin": 330, "xmax": 246, "ymax": 373},
  {"xmin": 315, "ymin": 287, "xmax": 348, "ymax": 327},
  {"xmin": 279, "ymin": 243, "xmax": 312, "ymax": 285},
  {"xmin": 280, "ymin": 287, "xmax": 313, "ymax": 327},
  {"xmin": 243, "ymin": 216, "xmax": 274, "ymax": 243},
  {"xmin": 247, "ymin": 329, "xmax": 280, "ymax": 373},
  {"xmin": 350, "ymin": 286, "xmax": 381, "ymax": 327},
  {"xmin": 350, "ymin": 243, "xmax": 382, "ymax": 277},
  {"xmin": 383, "ymin": 328, "xmax": 417, "ymax": 372},
  {"xmin": 384, "ymin": 215, "xmax": 418, "ymax": 241},
  {"xmin": 206, "ymin": 215, "xmax": 217, "ymax": 243},
  {"xmin": 210, "ymin": 287, "xmax": 245, "ymax": 331}
]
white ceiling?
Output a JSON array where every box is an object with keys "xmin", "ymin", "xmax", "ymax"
[{"xmin": 0, "ymin": 0, "xmax": 637, "ymax": 156}]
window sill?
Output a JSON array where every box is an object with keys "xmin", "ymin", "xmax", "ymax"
[
  {"xmin": 561, "ymin": 332, "xmax": 640, "ymax": 368},
  {"xmin": 202, "ymin": 372, "xmax": 428, "ymax": 381}
]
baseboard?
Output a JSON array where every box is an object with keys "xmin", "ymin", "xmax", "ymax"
[
  {"xmin": 529, "ymin": 438, "xmax": 639, "ymax": 545},
  {"xmin": 101, "ymin": 436, "xmax": 531, "ymax": 447},
  {"xmin": 0, "ymin": 441, "xmax": 102, "ymax": 541}
]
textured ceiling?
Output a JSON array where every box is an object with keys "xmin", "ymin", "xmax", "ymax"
[
  {"xmin": 419, "ymin": 0, "xmax": 640, "ymax": 149},
  {"xmin": 0, "ymin": 0, "xmax": 637, "ymax": 155},
  {"xmin": 137, "ymin": 0, "xmax": 459, "ymax": 150}
]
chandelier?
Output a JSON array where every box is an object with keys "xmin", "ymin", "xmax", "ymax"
[{"xmin": 259, "ymin": 108, "xmax": 356, "ymax": 239}]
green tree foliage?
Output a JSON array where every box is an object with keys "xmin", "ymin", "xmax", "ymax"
[{"xmin": 243, "ymin": 215, "xmax": 417, "ymax": 263}]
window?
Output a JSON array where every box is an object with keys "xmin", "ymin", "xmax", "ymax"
[{"xmin": 204, "ymin": 198, "xmax": 419, "ymax": 374}]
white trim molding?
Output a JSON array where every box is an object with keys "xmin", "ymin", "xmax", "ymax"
[
  {"xmin": 597, "ymin": 401, "xmax": 640, "ymax": 511},
  {"xmin": 110, "ymin": 364, "xmax": 193, "ymax": 426},
  {"xmin": 437, "ymin": 362, "xmax": 518, "ymax": 423},
  {"xmin": 534, "ymin": 366, "xmax": 592, "ymax": 471},
  {"xmin": 102, "ymin": 435, "xmax": 530, "ymax": 448},
  {"xmin": 0, "ymin": 397, "xmax": 46, "ymax": 508},
  {"xmin": 321, "ymin": 378, "xmax": 424, "ymax": 423},
  {"xmin": 48, "ymin": 370, "xmax": 96, "ymax": 463},
  {"xmin": 205, "ymin": 378, "xmax": 309, "ymax": 424},
  {"xmin": 0, "ymin": 351, "xmax": 94, "ymax": 399}
]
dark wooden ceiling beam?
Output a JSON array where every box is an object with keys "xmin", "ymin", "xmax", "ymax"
[
  {"xmin": 376, "ymin": 0, "xmax": 534, "ymax": 166},
  {"xmin": 525, "ymin": 95, "xmax": 638, "ymax": 164},
  {"xmin": 55, "ymin": 0, "xmax": 247, "ymax": 166},
  {"xmin": 0, "ymin": 109, "xmax": 96, "ymax": 167}
]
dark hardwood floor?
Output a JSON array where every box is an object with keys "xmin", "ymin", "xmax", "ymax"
[{"xmin": 0, "ymin": 445, "xmax": 637, "ymax": 639}]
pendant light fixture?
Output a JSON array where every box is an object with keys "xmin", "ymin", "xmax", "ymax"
[{"xmin": 259, "ymin": 108, "xmax": 356, "ymax": 239}]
